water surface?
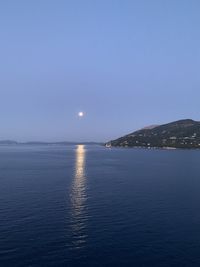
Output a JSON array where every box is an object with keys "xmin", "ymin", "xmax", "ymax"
[{"xmin": 0, "ymin": 145, "xmax": 200, "ymax": 266}]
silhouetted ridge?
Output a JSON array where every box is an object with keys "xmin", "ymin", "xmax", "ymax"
[{"xmin": 106, "ymin": 119, "xmax": 200, "ymax": 149}]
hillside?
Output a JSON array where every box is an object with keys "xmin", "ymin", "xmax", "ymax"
[{"xmin": 106, "ymin": 119, "xmax": 200, "ymax": 149}]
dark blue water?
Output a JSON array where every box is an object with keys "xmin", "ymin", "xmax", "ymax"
[{"xmin": 1, "ymin": 145, "xmax": 200, "ymax": 266}]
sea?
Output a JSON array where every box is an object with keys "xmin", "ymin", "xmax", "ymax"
[{"xmin": 0, "ymin": 144, "xmax": 200, "ymax": 266}]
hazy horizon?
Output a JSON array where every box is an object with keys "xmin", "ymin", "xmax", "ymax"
[
  {"xmin": 1, "ymin": 118, "xmax": 199, "ymax": 143},
  {"xmin": 1, "ymin": 1, "xmax": 200, "ymax": 142}
]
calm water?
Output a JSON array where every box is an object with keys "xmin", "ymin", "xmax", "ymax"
[{"xmin": 1, "ymin": 145, "xmax": 200, "ymax": 266}]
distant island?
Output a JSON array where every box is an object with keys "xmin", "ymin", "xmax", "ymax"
[
  {"xmin": 106, "ymin": 119, "xmax": 200, "ymax": 149},
  {"xmin": 0, "ymin": 141, "xmax": 102, "ymax": 146}
]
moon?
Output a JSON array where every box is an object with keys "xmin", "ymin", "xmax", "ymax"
[{"xmin": 78, "ymin": 111, "xmax": 84, "ymax": 117}]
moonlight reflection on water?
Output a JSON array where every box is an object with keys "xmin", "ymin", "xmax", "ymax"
[{"xmin": 70, "ymin": 145, "xmax": 88, "ymax": 249}]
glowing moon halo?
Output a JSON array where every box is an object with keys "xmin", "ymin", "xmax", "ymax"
[{"xmin": 78, "ymin": 111, "xmax": 84, "ymax": 117}]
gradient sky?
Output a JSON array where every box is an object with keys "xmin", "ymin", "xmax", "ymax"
[{"xmin": 1, "ymin": 0, "xmax": 200, "ymax": 142}]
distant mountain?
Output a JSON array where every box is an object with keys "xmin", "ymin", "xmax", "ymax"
[
  {"xmin": 0, "ymin": 140, "xmax": 18, "ymax": 145},
  {"xmin": 0, "ymin": 140, "xmax": 102, "ymax": 146},
  {"xmin": 24, "ymin": 141, "xmax": 103, "ymax": 145},
  {"xmin": 106, "ymin": 119, "xmax": 200, "ymax": 149}
]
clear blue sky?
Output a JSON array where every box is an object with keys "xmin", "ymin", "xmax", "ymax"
[{"xmin": 1, "ymin": 0, "xmax": 200, "ymax": 142}]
